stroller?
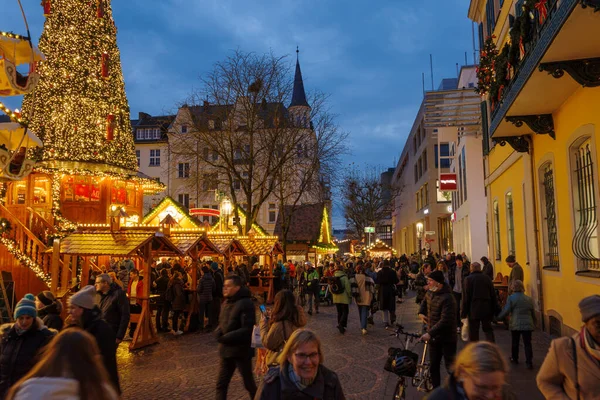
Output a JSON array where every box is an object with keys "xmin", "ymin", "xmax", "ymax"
[{"xmin": 319, "ymin": 282, "xmax": 332, "ymax": 306}]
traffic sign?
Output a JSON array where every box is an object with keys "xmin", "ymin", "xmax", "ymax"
[{"xmin": 364, "ymin": 227, "xmax": 375, "ymax": 233}]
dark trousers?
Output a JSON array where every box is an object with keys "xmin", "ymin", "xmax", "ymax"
[
  {"xmin": 210, "ymin": 298, "xmax": 222, "ymax": 327},
  {"xmin": 335, "ymin": 303, "xmax": 349, "ymax": 328},
  {"xmin": 429, "ymin": 340, "xmax": 457, "ymax": 388},
  {"xmin": 199, "ymin": 301, "xmax": 210, "ymax": 329},
  {"xmin": 511, "ymin": 330, "xmax": 533, "ymax": 364},
  {"xmin": 156, "ymin": 303, "xmax": 167, "ymax": 331},
  {"xmin": 452, "ymin": 292, "xmax": 462, "ymax": 327},
  {"xmin": 172, "ymin": 310, "xmax": 182, "ymax": 332},
  {"xmin": 129, "ymin": 304, "xmax": 142, "ymax": 337},
  {"xmin": 468, "ymin": 317, "xmax": 496, "ymax": 342},
  {"xmin": 216, "ymin": 356, "xmax": 257, "ymax": 400},
  {"xmin": 160, "ymin": 302, "xmax": 171, "ymax": 331}
]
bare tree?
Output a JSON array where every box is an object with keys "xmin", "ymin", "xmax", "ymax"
[
  {"xmin": 169, "ymin": 50, "xmax": 316, "ymax": 234},
  {"xmin": 341, "ymin": 165, "xmax": 402, "ymax": 239}
]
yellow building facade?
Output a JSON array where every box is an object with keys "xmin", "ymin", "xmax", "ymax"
[{"xmin": 469, "ymin": 0, "xmax": 600, "ymax": 335}]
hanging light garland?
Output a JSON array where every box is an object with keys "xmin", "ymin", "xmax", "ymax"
[{"xmin": 0, "ymin": 236, "xmax": 52, "ymax": 285}]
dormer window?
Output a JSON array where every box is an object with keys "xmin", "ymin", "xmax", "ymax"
[{"xmin": 181, "ymin": 124, "xmax": 188, "ymax": 134}]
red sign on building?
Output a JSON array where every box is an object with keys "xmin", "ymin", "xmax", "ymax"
[
  {"xmin": 439, "ymin": 173, "xmax": 458, "ymax": 191},
  {"xmin": 189, "ymin": 208, "xmax": 221, "ymax": 217}
]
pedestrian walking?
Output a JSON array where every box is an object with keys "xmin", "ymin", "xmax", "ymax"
[
  {"xmin": 154, "ymin": 269, "xmax": 170, "ymax": 332},
  {"xmin": 480, "ymin": 256, "xmax": 495, "ymax": 281},
  {"xmin": 215, "ymin": 275, "xmax": 257, "ymax": 400},
  {"xmin": 377, "ymin": 259, "xmax": 399, "ymax": 328},
  {"xmin": 126, "ymin": 268, "xmax": 143, "ymax": 338},
  {"xmin": 5, "ymin": 329, "xmax": 118, "ymax": 400},
  {"xmin": 426, "ymin": 341, "xmax": 515, "ymax": 400},
  {"xmin": 354, "ymin": 265, "xmax": 375, "ymax": 335},
  {"xmin": 35, "ymin": 291, "xmax": 63, "ymax": 331},
  {"xmin": 497, "ymin": 280, "xmax": 536, "ymax": 369},
  {"xmin": 259, "ymin": 290, "xmax": 306, "ymax": 367},
  {"xmin": 255, "ymin": 329, "xmax": 346, "ymax": 399},
  {"xmin": 418, "ymin": 270, "xmax": 457, "ymax": 388},
  {"xmin": 210, "ymin": 262, "xmax": 224, "ymax": 329},
  {"xmin": 67, "ymin": 285, "xmax": 120, "ymax": 394},
  {"xmin": 0, "ymin": 294, "xmax": 55, "ymax": 398},
  {"xmin": 411, "ymin": 263, "xmax": 432, "ymax": 304},
  {"xmin": 449, "ymin": 255, "xmax": 469, "ymax": 332},
  {"xmin": 331, "ymin": 263, "xmax": 351, "ymax": 334},
  {"xmin": 95, "ymin": 273, "xmax": 130, "ymax": 343},
  {"xmin": 197, "ymin": 266, "xmax": 216, "ymax": 332},
  {"xmin": 505, "ymin": 255, "xmax": 524, "ymax": 294},
  {"xmin": 304, "ymin": 263, "xmax": 320, "ymax": 316},
  {"xmin": 537, "ymin": 295, "xmax": 600, "ymax": 399},
  {"xmin": 461, "ymin": 262, "xmax": 497, "ymax": 343},
  {"xmin": 167, "ymin": 271, "xmax": 186, "ymax": 335}
]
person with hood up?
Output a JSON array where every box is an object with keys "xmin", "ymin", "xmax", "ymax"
[
  {"xmin": 0, "ymin": 294, "xmax": 55, "ymax": 398},
  {"xmin": 418, "ymin": 270, "xmax": 457, "ymax": 388},
  {"xmin": 215, "ymin": 275, "xmax": 257, "ymax": 400},
  {"xmin": 35, "ymin": 291, "xmax": 63, "ymax": 331},
  {"xmin": 197, "ymin": 266, "xmax": 216, "ymax": 332},
  {"xmin": 95, "ymin": 273, "xmax": 130, "ymax": 343},
  {"xmin": 331, "ymin": 263, "xmax": 352, "ymax": 334},
  {"xmin": 6, "ymin": 329, "xmax": 118, "ymax": 400},
  {"xmin": 67, "ymin": 285, "xmax": 120, "ymax": 394}
]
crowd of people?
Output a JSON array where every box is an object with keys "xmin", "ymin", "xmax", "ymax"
[{"xmin": 0, "ymin": 251, "xmax": 598, "ymax": 399}]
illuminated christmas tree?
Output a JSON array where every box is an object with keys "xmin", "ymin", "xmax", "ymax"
[{"xmin": 22, "ymin": 0, "xmax": 137, "ymax": 171}]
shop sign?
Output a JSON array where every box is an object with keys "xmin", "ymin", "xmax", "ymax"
[{"xmin": 440, "ymin": 173, "xmax": 458, "ymax": 191}]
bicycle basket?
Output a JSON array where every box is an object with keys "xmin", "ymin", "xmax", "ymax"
[{"xmin": 384, "ymin": 348, "xmax": 418, "ymax": 377}]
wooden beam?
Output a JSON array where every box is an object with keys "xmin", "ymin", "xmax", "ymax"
[
  {"xmin": 50, "ymin": 239, "xmax": 60, "ymax": 294},
  {"xmin": 60, "ymin": 255, "xmax": 71, "ymax": 295},
  {"xmin": 80, "ymin": 257, "xmax": 90, "ymax": 287}
]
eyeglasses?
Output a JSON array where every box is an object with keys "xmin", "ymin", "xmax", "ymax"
[{"xmin": 293, "ymin": 352, "xmax": 319, "ymax": 363}]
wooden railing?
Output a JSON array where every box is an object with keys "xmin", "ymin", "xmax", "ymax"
[
  {"xmin": 0, "ymin": 203, "xmax": 51, "ymax": 275},
  {"xmin": 27, "ymin": 207, "xmax": 55, "ymax": 244}
]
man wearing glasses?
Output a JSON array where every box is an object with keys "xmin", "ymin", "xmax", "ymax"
[{"xmin": 95, "ymin": 273, "xmax": 130, "ymax": 344}]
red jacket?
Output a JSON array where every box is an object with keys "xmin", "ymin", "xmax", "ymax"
[{"xmin": 127, "ymin": 278, "xmax": 144, "ymax": 306}]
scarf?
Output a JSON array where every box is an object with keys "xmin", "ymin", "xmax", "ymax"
[
  {"xmin": 582, "ymin": 327, "xmax": 600, "ymax": 362},
  {"xmin": 287, "ymin": 364, "xmax": 316, "ymax": 390},
  {"xmin": 14, "ymin": 324, "xmax": 29, "ymax": 336}
]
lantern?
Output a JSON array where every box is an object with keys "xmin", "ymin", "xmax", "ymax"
[
  {"xmin": 96, "ymin": 0, "xmax": 104, "ymax": 18},
  {"xmin": 42, "ymin": 0, "xmax": 51, "ymax": 16}
]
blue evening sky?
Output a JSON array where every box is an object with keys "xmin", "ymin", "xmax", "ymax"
[{"xmin": 1, "ymin": 0, "xmax": 475, "ymax": 228}]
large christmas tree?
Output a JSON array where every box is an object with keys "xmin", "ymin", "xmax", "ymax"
[{"xmin": 22, "ymin": 0, "xmax": 137, "ymax": 171}]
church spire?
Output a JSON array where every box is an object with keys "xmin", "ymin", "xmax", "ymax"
[{"xmin": 289, "ymin": 47, "xmax": 310, "ymax": 108}]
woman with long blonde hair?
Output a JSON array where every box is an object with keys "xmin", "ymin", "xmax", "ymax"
[
  {"xmin": 6, "ymin": 328, "xmax": 118, "ymax": 400},
  {"xmin": 426, "ymin": 341, "xmax": 515, "ymax": 400}
]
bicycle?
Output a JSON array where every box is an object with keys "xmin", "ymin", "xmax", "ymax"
[{"xmin": 384, "ymin": 324, "xmax": 433, "ymax": 399}]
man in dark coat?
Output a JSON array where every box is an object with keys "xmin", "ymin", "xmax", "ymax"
[
  {"xmin": 69, "ymin": 285, "xmax": 120, "ymax": 394},
  {"xmin": 448, "ymin": 255, "xmax": 470, "ymax": 330},
  {"xmin": 376, "ymin": 259, "xmax": 399, "ymax": 327},
  {"xmin": 410, "ymin": 262, "xmax": 432, "ymax": 304},
  {"xmin": 95, "ymin": 273, "xmax": 130, "ymax": 343},
  {"xmin": 210, "ymin": 262, "xmax": 225, "ymax": 328},
  {"xmin": 214, "ymin": 275, "xmax": 256, "ymax": 400},
  {"xmin": 506, "ymin": 255, "xmax": 524, "ymax": 294},
  {"xmin": 480, "ymin": 256, "xmax": 495, "ymax": 281},
  {"xmin": 197, "ymin": 266, "xmax": 216, "ymax": 331},
  {"xmin": 418, "ymin": 270, "xmax": 457, "ymax": 389},
  {"xmin": 461, "ymin": 262, "xmax": 497, "ymax": 343}
]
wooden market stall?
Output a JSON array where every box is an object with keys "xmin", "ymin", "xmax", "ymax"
[{"xmin": 365, "ymin": 239, "xmax": 397, "ymax": 259}]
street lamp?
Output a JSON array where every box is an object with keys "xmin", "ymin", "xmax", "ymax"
[
  {"xmin": 220, "ymin": 197, "xmax": 232, "ymax": 231},
  {"xmin": 416, "ymin": 222, "xmax": 424, "ymax": 259}
]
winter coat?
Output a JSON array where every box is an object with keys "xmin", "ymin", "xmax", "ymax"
[
  {"xmin": 80, "ymin": 306, "xmax": 119, "ymax": 394},
  {"xmin": 304, "ymin": 269, "xmax": 321, "ymax": 294},
  {"xmin": 37, "ymin": 301, "xmax": 64, "ymax": 331},
  {"xmin": 117, "ymin": 269, "xmax": 129, "ymax": 289},
  {"xmin": 461, "ymin": 270, "xmax": 498, "ymax": 320},
  {"xmin": 414, "ymin": 271, "xmax": 428, "ymax": 304},
  {"xmin": 259, "ymin": 309, "xmax": 306, "ymax": 366},
  {"xmin": 448, "ymin": 264, "xmax": 469, "ymax": 294},
  {"xmin": 0, "ymin": 319, "xmax": 55, "ymax": 398},
  {"xmin": 215, "ymin": 286, "xmax": 255, "ymax": 359},
  {"xmin": 426, "ymin": 374, "xmax": 516, "ymax": 400},
  {"xmin": 331, "ymin": 270, "xmax": 352, "ymax": 305},
  {"xmin": 97, "ymin": 283, "xmax": 130, "ymax": 341},
  {"xmin": 168, "ymin": 278, "xmax": 186, "ymax": 311},
  {"xmin": 11, "ymin": 377, "xmax": 119, "ymax": 400},
  {"xmin": 537, "ymin": 331, "xmax": 600, "ymax": 400},
  {"xmin": 127, "ymin": 277, "xmax": 144, "ymax": 306},
  {"xmin": 154, "ymin": 276, "xmax": 169, "ymax": 306},
  {"xmin": 482, "ymin": 261, "xmax": 494, "ymax": 281},
  {"xmin": 497, "ymin": 292, "xmax": 536, "ymax": 331},
  {"xmin": 197, "ymin": 273, "xmax": 216, "ymax": 304},
  {"xmin": 419, "ymin": 284, "xmax": 457, "ymax": 343},
  {"xmin": 213, "ymin": 270, "xmax": 224, "ymax": 299},
  {"xmin": 256, "ymin": 364, "xmax": 346, "ymax": 400},
  {"xmin": 376, "ymin": 267, "xmax": 399, "ymax": 311},
  {"xmin": 354, "ymin": 273, "xmax": 374, "ymax": 306}
]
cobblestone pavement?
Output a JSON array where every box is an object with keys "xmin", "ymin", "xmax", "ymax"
[{"xmin": 118, "ymin": 294, "xmax": 551, "ymax": 399}]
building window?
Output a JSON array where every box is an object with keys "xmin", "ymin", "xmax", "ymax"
[
  {"xmin": 461, "ymin": 146, "xmax": 468, "ymax": 203},
  {"xmin": 181, "ymin": 125, "xmax": 187, "ymax": 134},
  {"xmin": 570, "ymin": 138, "xmax": 600, "ymax": 272},
  {"xmin": 434, "ymin": 143, "xmax": 451, "ymax": 168},
  {"xmin": 177, "ymin": 163, "xmax": 190, "ymax": 178},
  {"xmin": 233, "ymin": 179, "xmax": 241, "ymax": 190},
  {"xmin": 540, "ymin": 163, "xmax": 559, "ymax": 269},
  {"xmin": 506, "ymin": 192, "xmax": 515, "ymax": 257},
  {"xmin": 269, "ymin": 203, "xmax": 277, "ymax": 223},
  {"xmin": 202, "ymin": 174, "xmax": 218, "ymax": 191},
  {"xmin": 178, "ymin": 193, "xmax": 189, "ymax": 208},
  {"xmin": 422, "ymin": 149, "xmax": 427, "ymax": 172},
  {"xmin": 136, "ymin": 150, "xmax": 140, "ymax": 167},
  {"xmin": 493, "ymin": 200, "xmax": 501, "ymax": 260},
  {"xmin": 149, "ymin": 149, "xmax": 160, "ymax": 166}
]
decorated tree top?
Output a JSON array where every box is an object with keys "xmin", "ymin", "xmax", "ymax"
[{"xmin": 22, "ymin": 0, "xmax": 137, "ymax": 172}]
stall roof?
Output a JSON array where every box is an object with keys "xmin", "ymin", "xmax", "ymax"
[
  {"xmin": 168, "ymin": 234, "xmax": 221, "ymax": 256},
  {"xmin": 208, "ymin": 235, "xmax": 247, "ymax": 256},
  {"xmin": 238, "ymin": 237, "xmax": 284, "ymax": 256}
]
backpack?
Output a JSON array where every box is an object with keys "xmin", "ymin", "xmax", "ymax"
[
  {"xmin": 329, "ymin": 274, "xmax": 346, "ymax": 295},
  {"xmin": 349, "ymin": 277, "xmax": 360, "ymax": 299}
]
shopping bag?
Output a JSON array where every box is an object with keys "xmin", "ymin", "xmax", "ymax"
[
  {"xmin": 461, "ymin": 318, "xmax": 469, "ymax": 342},
  {"xmin": 251, "ymin": 325, "xmax": 263, "ymax": 348}
]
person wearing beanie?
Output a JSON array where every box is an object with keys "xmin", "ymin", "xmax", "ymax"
[
  {"xmin": 35, "ymin": 291, "xmax": 64, "ymax": 331},
  {"xmin": 0, "ymin": 294, "xmax": 54, "ymax": 398},
  {"xmin": 537, "ymin": 295, "xmax": 600, "ymax": 399},
  {"xmin": 418, "ymin": 269, "xmax": 457, "ymax": 388},
  {"xmin": 68, "ymin": 285, "xmax": 121, "ymax": 394},
  {"xmin": 461, "ymin": 261, "xmax": 498, "ymax": 343}
]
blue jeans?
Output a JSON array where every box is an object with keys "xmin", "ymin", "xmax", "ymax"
[{"xmin": 358, "ymin": 305, "xmax": 369, "ymax": 329}]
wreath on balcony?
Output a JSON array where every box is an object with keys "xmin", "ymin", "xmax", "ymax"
[
  {"xmin": 489, "ymin": 44, "xmax": 510, "ymax": 104},
  {"xmin": 475, "ymin": 36, "xmax": 498, "ymax": 95}
]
